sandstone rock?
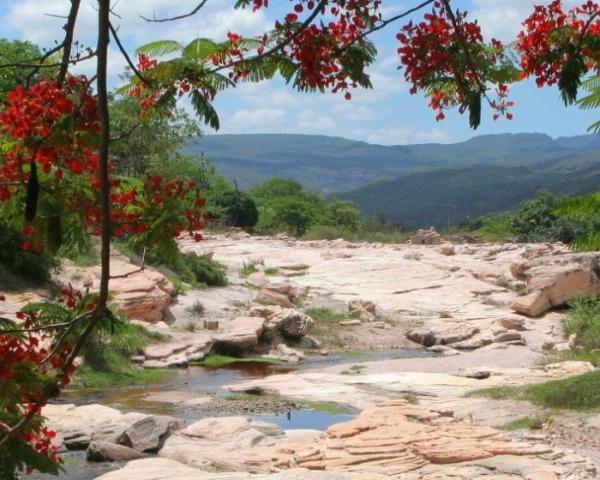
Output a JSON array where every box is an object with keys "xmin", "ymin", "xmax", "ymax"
[
  {"xmin": 499, "ymin": 317, "xmax": 526, "ymax": 331},
  {"xmin": 569, "ymin": 333, "xmax": 579, "ymax": 351},
  {"xmin": 255, "ymin": 289, "xmax": 295, "ymax": 308},
  {"xmin": 267, "ymin": 343, "xmax": 305, "ymax": 363},
  {"xmin": 409, "ymin": 227, "xmax": 442, "ymax": 245},
  {"xmin": 348, "ymin": 299, "xmax": 377, "ymax": 315},
  {"xmin": 438, "ymin": 243, "xmax": 456, "ymax": 256},
  {"xmin": 204, "ymin": 319, "xmax": 219, "ymax": 330},
  {"xmin": 43, "ymin": 404, "xmax": 147, "ymax": 450},
  {"xmin": 264, "ymin": 309, "xmax": 313, "ymax": 339},
  {"xmin": 87, "ymin": 440, "xmax": 144, "ymax": 462},
  {"xmin": 105, "ymin": 262, "xmax": 174, "ymax": 323},
  {"xmin": 300, "ymin": 335, "xmax": 322, "ymax": 349},
  {"xmin": 510, "ymin": 254, "xmax": 600, "ymax": 317},
  {"xmin": 452, "ymin": 336, "xmax": 493, "ymax": 350},
  {"xmin": 182, "ymin": 416, "xmax": 250, "ymax": 440},
  {"xmin": 339, "ymin": 319, "xmax": 361, "ymax": 327},
  {"xmin": 214, "ymin": 316, "xmax": 265, "ymax": 351},
  {"xmin": 372, "ymin": 321, "xmax": 390, "ymax": 330},
  {"xmin": 118, "ymin": 415, "xmax": 184, "ymax": 453},
  {"xmin": 246, "ymin": 271, "xmax": 268, "ymax": 288},
  {"xmin": 406, "ymin": 325, "xmax": 479, "ymax": 347},
  {"xmin": 264, "ymin": 282, "xmax": 294, "ymax": 295},
  {"xmin": 248, "ymin": 304, "xmax": 283, "ymax": 319},
  {"xmin": 494, "ymin": 332, "xmax": 525, "ymax": 343}
]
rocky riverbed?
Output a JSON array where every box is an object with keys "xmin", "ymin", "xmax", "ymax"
[{"xmin": 16, "ymin": 232, "xmax": 600, "ymax": 479}]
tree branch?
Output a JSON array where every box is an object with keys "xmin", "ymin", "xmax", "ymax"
[
  {"xmin": 109, "ymin": 21, "xmax": 150, "ymax": 85},
  {"xmin": 140, "ymin": 0, "xmax": 210, "ymax": 23},
  {"xmin": 58, "ymin": 0, "xmax": 82, "ymax": 85}
]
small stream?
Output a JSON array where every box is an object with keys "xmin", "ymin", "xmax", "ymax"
[{"xmin": 31, "ymin": 348, "xmax": 433, "ymax": 480}]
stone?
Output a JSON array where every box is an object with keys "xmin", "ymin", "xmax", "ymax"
[
  {"xmin": 203, "ymin": 319, "xmax": 219, "ymax": 330},
  {"xmin": 109, "ymin": 263, "xmax": 174, "ymax": 323},
  {"xmin": 248, "ymin": 304, "xmax": 283, "ymax": 319},
  {"xmin": 300, "ymin": 335, "xmax": 322, "ymax": 349},
  {"xmin": 182, "ymin": 416, "xmax": 250, "ymax": 440},
  {"xmin": 43, "ymin": 404, "xmax": 147, "ymax": 450},
  {"xmin": 494, "ymin": 332, "xmax": 525, "ymax": 343},
  {"xmin": 264, "ymin": 282, "xmax": 294, "ymax": 295},
  {"xmin": 214, "ymin": 316, "xmax": 265, "ymax": 351},
  {"xmin": 267, "ymin": 343, "xmax": 305, "ymax": 363},
  {"xmin": 406, "ymin": 325, "xmax": 479, "ymax": 347},
  {"xmin": 339, "ymin": 319, "xmax": 361, "ymax": 327},
  {"xmin": 246, "ymin": 271, "xmax": 268, "ymax": 288},
  {"xmin": 254, "ymin": 289, "xmax": 295, "ymax": 308},
  {"xmin": 348, "ymin": 299, "xmax": 377, "ymax": 315},
  {"xmin": 452, "ymin": 336, "xmax": 493, "ymax": 350},
  {"xmin": 409, "ymin": 227, "xmax": 442, "ymax": 245},
  {"xmin": 118, "ymin": 415, "xmax": 184, "ymax": 453},
  {"xmin": 438, "ymin": 243, "xmax": 456, "ymax": 256},
  {"xmin": 372, "ymin": 321, "xmax": 390, "ymax": 330},
  {"xmin": 510, "ymin": 254, "xmax": 600, "ymax": 317},
  {"xmin": 569, "ymin": 333, "xmax": 579, "ymax": 350},
  {"xmin": 499, "ymin": 317, "xmax": 527, "ymax": 331},
  {"xmin": 264, "ymin": 309, "xmax": 313, "ymax": 340},
  {"xmin": 87, "ymin": 440, "xmax": 144, "ymax": 462}
]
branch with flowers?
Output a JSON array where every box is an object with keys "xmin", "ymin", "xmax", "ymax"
[{"xmin": 3, "ymin": 0, "xmax": 600, "ymax": 477}]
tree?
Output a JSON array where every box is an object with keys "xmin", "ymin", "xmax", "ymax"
[
  {"xmin": 323, "ymin": 199, "xmax": 363, "ymax": 232},
  {"xmin": 3, "ymin": 0, "xmax": 600, "ymax": 476},
  {"xmin": 214, "ymin": 190, "xmax": 259, "ymax": 228},
  {"xmin": 0, "ymin": 39, "xmax": 44, "ymax": 98}
]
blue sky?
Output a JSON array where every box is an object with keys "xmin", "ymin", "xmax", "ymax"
[{"xmin": 0, "ymin": 0, "xmax": 596, "ymax": 145}]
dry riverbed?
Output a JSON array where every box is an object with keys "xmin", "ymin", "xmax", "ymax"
[{"xmin": 26, "ymin": 232, "xmax": 600, "ymax": 478}]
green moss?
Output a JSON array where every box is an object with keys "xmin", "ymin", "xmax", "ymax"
[
  {"xmin": 240, "ymin": 259, "xmax": 263, "ymax": 277},
  {"xmin": 467, "ymin": 370, "xmax": 600, "ymax": 411},
  {"xmin": 193, "ymin": 354, "xmax": 284, "ymax": 367},
  {"xmin": 305, "ymin": 308, "xmax": 347, "ymax": 324},
  {"xmin": 301, "ymin": 401, "xmax": 353, "ymax": 415}
]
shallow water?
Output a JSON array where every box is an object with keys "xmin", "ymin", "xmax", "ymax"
[{"xmin": 33, "ymin": 349, "xmax": 432, "ymax": 480}]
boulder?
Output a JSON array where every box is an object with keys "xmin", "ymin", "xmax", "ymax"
[
  {"xmin": 87, "ymin": 440, "xmax": 144, "ymax": 462},
  {"xmin": 264, "ymin": 309, "xmax": 313, "ymax": 340},
  {"xmin": 510, "ymin": 254, "xmax": 600, "ymax": 317},
  {"xmin": 438, "ymin": 244, "xmax": 456, "ymax": 256},
  {"xmin": 182, "ymin": 416, "xmax": 250, "ymax": 440},
  {"xmin": 499, "ymin": 317, "xmax": 527, "ymax": 331},
  {"xmin": 248, "ymin": 304, "xmax": 283, "ymax": 319},
  {"xmin": 494, "ymin": 332, "xmax": 525, "ymax": 344},
  {"xmin": 267, "ymin": 343, "xmax": 305, "ymax": 363},
  {"xmin": 254, "ymin": 289, "xmax": 295, "ymax": 308},
  {"xmin": 118, "ymin": 415, "xmax": 184, "ymax": 453},
  {"xmin": 246, "ymin": 271, "xmax": 268, "ymax": 288},
  {"xmin": 300, "ymin": 335, "xmax": 322, "ymax": 349},
  {"xmin": 409, "ymin": 227, "xmax": 442, "ymax": 245},
  {"xmin": 406, "ymin": 325, "xmax": 479, "ymax": 347},
  {"xmin": 214, "ymin": 316, "xmax": 265, "ymax": 351},
  {"xmin": 339, "ymin": 319, "xmax": 362, "ymax": 327}
]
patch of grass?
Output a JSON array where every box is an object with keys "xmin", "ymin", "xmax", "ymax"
[
  {"xmin": 467, "ymin": 369, "xmax": 600, "ymax": 411},
  {"xmin": 301, "ymin": 400, "xmax": 353, "ymax": 415},
  {"xmin": 305, "ymin": 308, "xmax": 347, "ymax": 324},
  {"xmin": 182, "ymin": 320, "xmax": 198, "ymax": 332},
  {"xmin": 264, "ymin": 267, "xmax": 279, "ymax": 276},
  {"xmin": 564, "ymin": 297, "xmax": 600, "ymax": 366},
  {"xmin": 185, "ymin": 300, "xmax": 205, "ymax": 316},
  {"xmin": 74, "ymin": 321, "xmax": 172, "ymax": 388},
  {"xmin": 401, "ymin": 393, "xmax": 419, "ymax": 405},
  {"xmin": 224, "ymin": 393, "xmax": 262, "ymax": 401},
  {"xmin": 240, "ymin": 259, "xmax": 264, "ymax": 277},
  {"xmin": 496, "ymin": 415, "xmax": 551, "ymax": 431},
  {"xmin": 495, "ymin": 275, "xmax": 527, "ymax": 295},
  {"xmin": 193, "ymin": 354, "xmax": 284, "ymax": 367},
  {"xmin": 341, "ymin": 364, "xmax": 366, "ymax": 375}
]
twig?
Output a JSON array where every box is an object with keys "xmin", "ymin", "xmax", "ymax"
[
  {"xmin": 140, "ymin": 0, "xmax": 210, "ymax": 23},
  {"xmin": 109, "ymin": 21, "xmax": 150, "ymax": 85}
]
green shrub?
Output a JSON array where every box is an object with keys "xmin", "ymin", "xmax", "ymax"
[
  {"xmin": 186, "ymin": 254, "xmax": 228, "ymax": 286},
  {"xmin": 0, "ymin": 221, "xmax": 57, "ymax": 287},
  {"xmin": 214, "ymin": 191, "xmax": 258, "ymax": 228},
  {"xmin": 76, "ymin": 320, "xmax": 170, "ymax": 387},
  {"xmin": 564, "ymin": 296, "xmax": 600, "ymax": 364}
]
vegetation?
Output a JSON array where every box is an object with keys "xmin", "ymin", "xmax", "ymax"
[
  {"xmin": 467, "ymin": 370, "xmax": 600, "ymax": 411},
  {"xmin": 240, "ymin": 259, "xmax": 263, "ymax": 277},
  {"xmin": 0, "ymin": 221, "xmax": 58, "ymax": 288},
  {"xmin": 74, "ymin": 320, "xmax": 171, "ymax": 388},
  {"xmin": 562, "ymin": 297, "xmax": 600, "ymax": 367},
  {"xmin": 496, "ymin": 415, "xmax": 551, "ymax": 431}
]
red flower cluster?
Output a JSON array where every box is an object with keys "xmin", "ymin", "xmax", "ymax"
[
  {"xmin": 517, "ymin": 0, "xmax": 600, "ymax": 87},
  {"xmin": 0, "ymin": 77, "xmax": 99, "ymax": 202},
  {"xmin": 396, "ymin": 1, "xmax": 512, "ymax": 121}
]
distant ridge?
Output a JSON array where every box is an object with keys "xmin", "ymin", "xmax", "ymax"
[{"xmin": 186, "ymin": 132, "xmax": 600, "ymax": 227}]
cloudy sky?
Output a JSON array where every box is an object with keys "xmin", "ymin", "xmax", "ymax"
[{"xmin": 1, "ymin": 0, "xmax": 596, "ymax": 145}]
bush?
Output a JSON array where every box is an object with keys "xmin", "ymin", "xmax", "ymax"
[
  {"xmin": 0, "ymin": 221, "xmax": 57, "ymax": 287},
  {"xmin": 564, "ymin": 296, "xmax": 600, "ymax": 362},
  {"xmin": 214, "ymin": 190, "xmax": 258, "ymax": 228},
  {"xmin": 186, "ymin": 254, "xmax": 228, "ymax": 286}
]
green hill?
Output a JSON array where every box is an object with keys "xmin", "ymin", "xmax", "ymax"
[{"xmin": 188, "ymin": 133, "xmax": 600, "ymax": 227}]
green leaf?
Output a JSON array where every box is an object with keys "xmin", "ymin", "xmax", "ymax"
[
  {"xmin": 182, "ymin": 38, "xmax": 219, "ymax": 60},
  {"xmin": 136, "ymin": 40, "xmax": 183, "ymax": 57},
  {"xmin": 190, "ymin": 90, "xmax": 220, "ymax": 130}
]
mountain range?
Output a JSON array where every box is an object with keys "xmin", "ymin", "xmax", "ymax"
[{"xmin": 187, "ymin": 133, "xmax": 600, "ymax": 228}]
